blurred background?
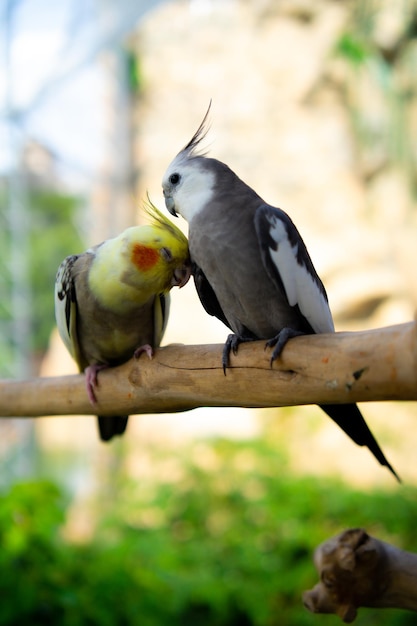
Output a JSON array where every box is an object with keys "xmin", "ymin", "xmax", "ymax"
[{"xmin": 1, "ymin": 0, "xmax": 417, "ymax": 624}]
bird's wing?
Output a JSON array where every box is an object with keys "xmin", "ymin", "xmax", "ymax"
[
  {"xmin": 152, "ymin": 292, "xmax": 171, "ymax": 347},
  {"xmin": 254, "ymin": 204, "xmax": 334, "ymax": 334},
  {"xmin": 55, "ymin": 254, "xmax": 84, "ymax": 368},
  {"xmin": 193, "ymin": 262, "xmax": 232, "ymax": 330}
]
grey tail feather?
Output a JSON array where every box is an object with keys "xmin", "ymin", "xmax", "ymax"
[
  {"xmin": 319, "ymin": 403, "xmax": 401, "ymax": 483},
  {"xmin": 97, "ymin": 416, "xmax": 129, "ymax": 442}
]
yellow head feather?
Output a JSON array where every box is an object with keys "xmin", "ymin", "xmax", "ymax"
[
  {"xmin": 142, "ymin": 195, "xmax": 188, "ymax": 248},
  {"xmin": 87, "ymin": 199, "xmax": 190, "ymax": 312}
]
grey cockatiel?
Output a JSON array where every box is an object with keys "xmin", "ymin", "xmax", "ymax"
[
  {"xmin": 55, "ymin": 201, "xmax": 190, "ymax": 442},
  {"xmin": 161, "ymin": 108, "xmax": 399, "ymax": 481}
]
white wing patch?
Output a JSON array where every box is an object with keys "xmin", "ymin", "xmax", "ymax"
[{"xmin": 267, "ymin": 217, "xmax": 335, "ymax": 334}]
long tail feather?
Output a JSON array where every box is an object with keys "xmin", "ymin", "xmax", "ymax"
[{"xmin": 319, "ymin": 403, "xmax": 400, "ymax": 482}]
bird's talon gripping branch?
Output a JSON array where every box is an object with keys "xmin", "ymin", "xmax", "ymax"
[
  {"xmin": 84, "ymin": 364, "xmax": 108, "ymax": 405},
  {"xmin": 134, "ymin": 343, "xmax": 154, "ymax": 360},
  {"xmin": 222, "ymin": 334, "xmax": 256, "ymax": 375},
  {"xmin": 266, "ymin": 328, "xmax": 305, "ymax": 367},
  {"xmin": 222, "ymin": 335, "xmax": 234, "ymax": 375},
  {"xmin": 231, "ymin": 336, "xmax": 241, "ymax": 355}
]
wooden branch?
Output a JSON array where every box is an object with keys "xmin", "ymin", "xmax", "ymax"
[
  {"xmin": 303, "ymin": 528, "xmax": 417, "ymax": 622},
  {"xmin": 0, "ymin": 321, "xmax": 416, "ymax": 417}
]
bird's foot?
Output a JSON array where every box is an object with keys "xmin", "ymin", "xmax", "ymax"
[
  {"xmin": 134, "ymin": 343, "xmax": 154, "ymax": 360},
  {"xmin": 85, "ymin": 364, "xmax": 109, "ymax": 405},
  {"xmin": 265, "ymin": 328, "xmax": 304, "ymax": 366},
  {"xmin": 222, "ymin": 334, "xmax": 255, "ymax": 375}
]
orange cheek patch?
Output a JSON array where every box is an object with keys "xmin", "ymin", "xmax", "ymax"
[{"xmin": 131, "ymin": 244, "xmax": 160, "ymax": 271}]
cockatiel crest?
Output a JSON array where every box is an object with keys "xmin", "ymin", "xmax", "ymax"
[{"xmin": 55, "ymin": 199, "xmax": 190, "ymax": 442}]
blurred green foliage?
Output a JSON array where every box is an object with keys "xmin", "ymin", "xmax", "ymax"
[
  {"xmin": 28, "ymin": 189, "xmax": 84, "ymax": 355},
  {"xmin": 126, "ymin": 49, "xmax": 143, "ymax": 95},
  {"xmin": 0, "ymin": 437, "xmax": 416, "ymax": 626},
  {"xmin": 336, "ymin": 32, "xmax": 370, "ymax": 67},
  {"xmin": 0, "ymin": 185, "xmax": 83, "ymax": 368},
  {"xmin": 335, "ymin": 0, "xmax": 417, "ymax": 192}
]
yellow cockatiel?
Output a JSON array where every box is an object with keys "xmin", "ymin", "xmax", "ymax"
[{"xmin": 55, "ymin": 200, "xmax": 190, "ymax": 441}]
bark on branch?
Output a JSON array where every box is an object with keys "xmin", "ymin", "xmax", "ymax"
[
  {"xmin": 303, "ymin": 528, "xmax": 417, "ymax": 622},
  {"xmin": 0, "ymin": 321, "xmax": 416, "ymax": 417}
]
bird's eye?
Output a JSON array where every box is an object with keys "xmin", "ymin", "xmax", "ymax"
[
  {"xmin": 160, "ymin": 247, "xmax": 173, "ymax": 263},
  {"xmin": 169, "ymin": 173, "xmax": 181, "ymax": 185}
]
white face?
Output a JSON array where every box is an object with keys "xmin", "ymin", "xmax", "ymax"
[{"xmin": 162, "ymin": 155, "xmax": 215, "ymax": 223}]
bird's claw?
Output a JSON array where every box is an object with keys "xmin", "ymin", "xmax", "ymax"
[
  {"xmin": 134, "ymin": 343, "xmax": 154, "ymax": 360},
  {"xmin": 222, "ymin": 334, "xmax": 237, "ymax": 375},
  {"xmin": 85, "ymin": 364, "xmax": 108, "ymax": 405},
  {"xmin": 222, "ymin": 334, "xmax": 256, "ymax": 375},
  {"xmin": 265, "ymin": 328, "xmax": 304, "ymax": 367}
]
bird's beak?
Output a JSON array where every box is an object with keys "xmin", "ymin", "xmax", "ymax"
[
  {"xmin": 172, "ymin": 261, "xmax": 191, "ymax": 288},
  {"xmin": 164, "ymin": 192, "xmax": 177, "ymax": 217}
]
